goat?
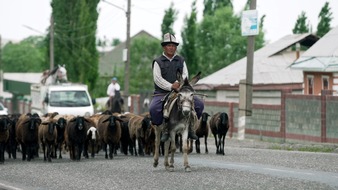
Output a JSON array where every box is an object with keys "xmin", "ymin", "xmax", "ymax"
[
  {"xmin": 193, "ymin": 112, "xmax": 210, "ymax": 154},
  {"xmin": 0, "ymin": 115, "xmax": 11, "ymax": 164},
  {"xmin": 64, "ymin": 116, "xmax": 91, "ymax": 161},
  {"xmin": 38, "ymin": 119, "xmax": 57, "ymax": 162},
  {"xmin": 97, "ymin": 114, "xmax": 123, "ymax": 159},
  {"xmin": 128, "ymin": 114, "xmax": 152, "ymax": 156},
  {"xmin": 209, "ymin": 112, "xmax": 229, "ymax": 155},
  {"xmin": 16, "ymin": 113, "xmax": 42, "ymax": 161}
]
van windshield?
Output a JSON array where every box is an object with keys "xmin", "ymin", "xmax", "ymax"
[{"xmin": 49, "ymin": 90, "xmax": 90, "ymax": 107}]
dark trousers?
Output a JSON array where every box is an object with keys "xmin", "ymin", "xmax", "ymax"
[{"xmin": 149, "ymin": 93, "xmax": 204, "ymax": 125}]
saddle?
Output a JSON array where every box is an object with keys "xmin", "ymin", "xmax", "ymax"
[{"xmin": 162, "ymin": 91, "xmax": 178, "ymax": 120}]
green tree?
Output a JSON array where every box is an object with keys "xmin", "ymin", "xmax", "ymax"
[
  {"xmin": 203, "ymin": 0, "xmax": 233, "ymax": 16},
  {"xmin": 1, "ymin": 36, "xmax": 46, "ymax": 72},
  {"xmin": 255, "ymin": 15, "xmax": 266, "ymax": 48},
  {"xmin": 292, "ymin": 11, "xmax": 310, "ymax": 34},
  {"xmin": 196, "ymin": 7, "xmax": 247, "ymax": 76},
  {"xmin": 161, "ymin": 3, "xmax": 178, "ymax": 36},
  {"xmin": 129, "ymin": 36, "xmax": 161, "ymax": 94},
  {"xmin": 180, "ymin": 0, "xmax": 199, "ymax": 75},
  {"xmin": 317, "ymin": 1, "xmax": 333, "ymax": 37},
  {"xmin": 111, "ymin": 38, "xmax": 121, "ymax": 46},
  {"xmin": 51, "ymin": 0, "xmax": 99, "ymax": 92}
]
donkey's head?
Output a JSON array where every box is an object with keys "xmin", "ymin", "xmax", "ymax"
[{"xmin": 176, "ymin": 70, "xmax": 201, "ymax": 117}]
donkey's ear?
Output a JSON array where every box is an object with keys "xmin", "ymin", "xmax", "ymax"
[
  {"xmin": 176, "ymin": 69, "xmax": 184, "ymax": 84},
  {"xmin": 190, "ymin": 71, "xmax": 201, "ymax": 86}
]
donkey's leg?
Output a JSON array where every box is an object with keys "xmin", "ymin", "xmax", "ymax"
[
  {"xmin": 170, "ymin": 133, "xmax": 177, "ymax": 164},
  {"xmin": 182, "ymin": 130, "xmax": 191, "ymax": 172},
  {"xmin": 164, "ymin": 140, "xmax": 171, "ymax": 171},
  {"xmin": 153, "ymin": 125, "xmax": 161, "ymax": 167}
]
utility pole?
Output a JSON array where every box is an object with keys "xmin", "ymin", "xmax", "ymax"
[
  {"xmin": 124, "ymin": 0, "xmax": 131, "ymax": 112},
  {"xmin": 238, "ymin": 0, "xmax": 257, "ymax": 140},
  {"xmin": 50, "ymin": 15, "xmax": 54, "ymax": 71},
  {"xmin": 102, "ymin": 0, "xmax": 131, "ymax": 112}
]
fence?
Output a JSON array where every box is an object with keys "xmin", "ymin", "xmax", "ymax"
[
  {"xmin": 203, "ymin": 90, "xmax": 338, "ymax": 144},
  {"xmin": 3, "ymin": 90, "xmax": 338, "ymax": 144}
]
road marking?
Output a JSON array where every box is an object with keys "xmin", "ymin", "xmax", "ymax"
[
  {"xmin": 264, "ymin": 168, "xmax": 314, "ymax": 175},
  {"xmin": 0, "ymin": 183, "xmax": 23, "ymax": 190}
]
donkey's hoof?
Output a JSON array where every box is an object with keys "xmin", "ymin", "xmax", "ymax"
[
  {"xmin": 185, "ymin": 166, "xmax": 191, "ymax": 172},
  {"xmin": 166, "ymin": 166, "xmax": 174, "ymax": 172},
  {"xmin": 153, "ymin": 161, "xmax": 158, "ymax": 168}
]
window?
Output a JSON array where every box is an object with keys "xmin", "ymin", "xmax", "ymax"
[
  {"xmin": 49, "ymin": 90, "xmax": 90, "ymax": 107},
  {"xmin": 322, "ymin": 76, "xmax": 329, "ymax": 90},
  {"xmin": 307, "ymin": 75, "xmax": 314, "ymax": 95}
]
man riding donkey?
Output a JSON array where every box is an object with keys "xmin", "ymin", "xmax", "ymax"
[{"xmin": 149, "ymin": 32, "xmax": 204, "ymax": 142}]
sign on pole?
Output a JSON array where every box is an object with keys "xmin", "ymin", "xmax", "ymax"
[{"xmin": 241, "ymin": 10, "xmax": 259, "ymax": 36}]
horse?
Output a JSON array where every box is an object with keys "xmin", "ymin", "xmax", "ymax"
[
  {"xmin": 153, "ymin": 70, "xmax": 201, "ymax": 172},
  {"xmin": 106, "ymin": 90, "xmax": 124, "ymax": 113},
  {"xmin": 41, "ymin": 64, "xmax": 68, "ymax": 85}
]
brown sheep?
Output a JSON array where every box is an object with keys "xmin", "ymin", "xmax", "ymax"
[
  {"xmin": 128, "ymin": 114, "xmax": 152, "ymax": 156},
  {"xmin": 40, "ymin": 112, "xmax": 59, "ymax": 122},
  {"xmin": 38, "ymin": 119, "xmax": 57, "ymax": 162},
  {"xmin": 16, "ymin": 113, "xmax": 42, "ymax": 161},
  {"xmin": 209, "ymin": 112, "xmax": 229, "ymax": 155},
  {"xmin": 0, "ymin": 115, "xmax": 11, "ymax": 164},
  {"xmin": 97, "ymin": 114, "xmax": 123, "ymax": 159}
]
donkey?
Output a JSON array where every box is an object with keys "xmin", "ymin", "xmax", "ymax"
[{"xmin": 153, "ymin": 70, "xmax": 201, "ymax": 172}]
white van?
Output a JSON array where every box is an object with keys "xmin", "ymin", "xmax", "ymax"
[{"xmin": 31, "ymin": 83, "xmax": 95, "ymax": 116}]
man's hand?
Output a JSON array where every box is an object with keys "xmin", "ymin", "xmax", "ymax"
[{"xmin": 171, "ymin": 81, "xmax": 180, "ymax": 92}]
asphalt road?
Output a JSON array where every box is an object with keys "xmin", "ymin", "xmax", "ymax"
[{"xmin": 1, "ymin": 138, "xmax": 337, "ymax": 190}]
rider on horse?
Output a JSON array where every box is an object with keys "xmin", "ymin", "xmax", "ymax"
[{"xmin": 106, "ymin": 77, "xmax": 122, "ymax": 113}]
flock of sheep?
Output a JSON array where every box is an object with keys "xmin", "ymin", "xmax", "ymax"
[{"xmin": 0, "ymin": 110, "xmax": 229, "ymax": 164}]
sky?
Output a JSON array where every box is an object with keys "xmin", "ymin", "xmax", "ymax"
[{"xmin": 0, "ymin": 0, "xmax": 338, "ymax": 45}]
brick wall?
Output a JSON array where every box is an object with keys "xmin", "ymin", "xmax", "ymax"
[{"xmin": 201, "ymin": 90, "xmax": 338, "ymax": 144}]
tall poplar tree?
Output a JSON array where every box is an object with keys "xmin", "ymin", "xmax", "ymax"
[
  {"xmin": 317, "ymin": 2, "xmax": 333, "ymax": 37},
  {"xmin": 51, "ymin": 0, "xmax": 99, "ymax": 91},
  {"xmin": 203, "ymin": 0, "xmax": 233, "ymax": 16},
  {"xmin": 292, "ymin": 11, "xmax": 310, "ymax": 34},
  {"xmin": 181, "ymin": 0, "xmax": 198, "ymax": 75},
  {"xmin": 161, "ymin": 3, "xmax": 178, "ymax": 36}
]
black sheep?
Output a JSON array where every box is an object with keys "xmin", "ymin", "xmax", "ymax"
[
  {"xmin": 194, "ymin": 112, "xmax": 210, "ymax": 154},
  {"xmin": 64, "ymin": 116, "xmax": 90, "ymax": 161},
  {"xmin": 0, "ymin": 115, "xmax": 11, "ymax": 164},
  {"xmin": 6, "ymin": 113, "xmax": 20, "ymax": 159},
  {"xmin": 52, "ymin": 115, "xmax": 67, "ymax": 159},
  {"xmin": 209, "ymin": 112, "xmax": 229, "ymax": 155}
]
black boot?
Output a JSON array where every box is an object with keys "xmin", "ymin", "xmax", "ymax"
[
  {"xmin": 161, "ymin": 131, "xmax": 170, "ymax": 142},
  {"xmin": 188, "ymin": 126, "xmax": 198, "ymax": 140}
]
